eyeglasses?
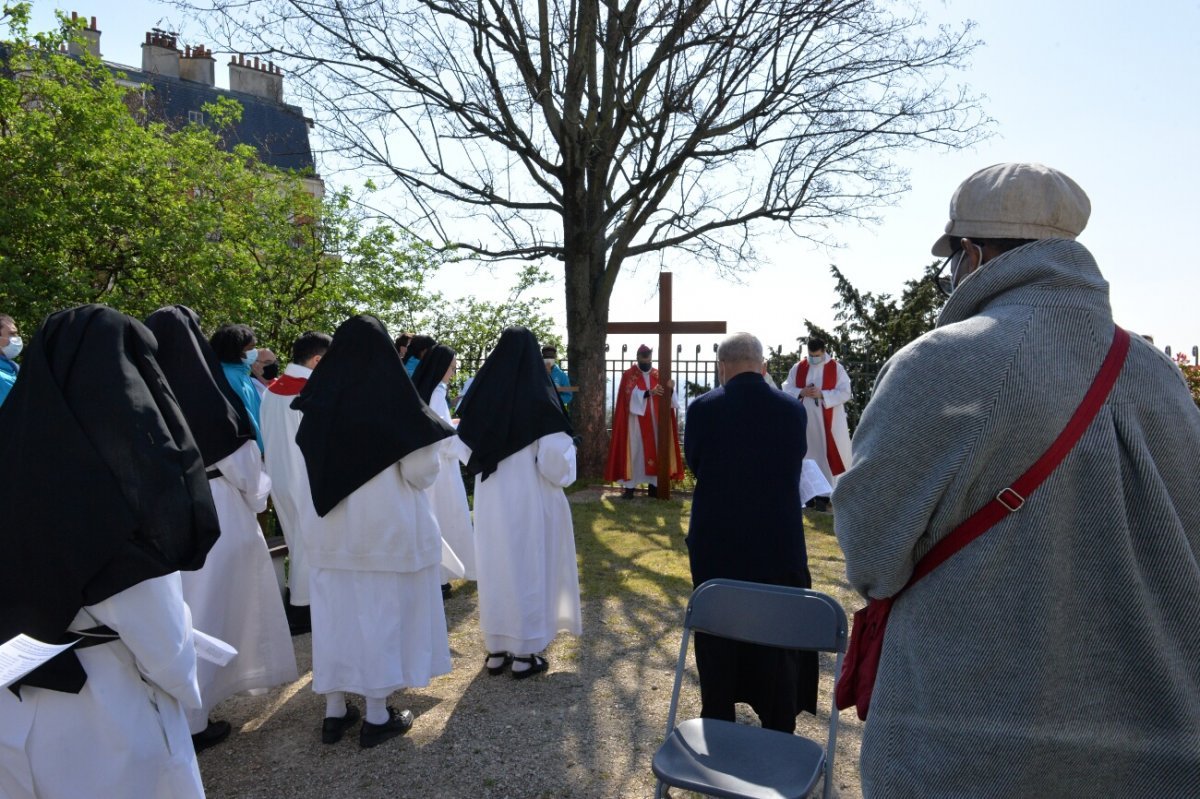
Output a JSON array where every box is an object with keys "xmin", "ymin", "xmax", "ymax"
[{"xmin": 933, "ymin": 256, "xmax": 953, "ymax": 297}]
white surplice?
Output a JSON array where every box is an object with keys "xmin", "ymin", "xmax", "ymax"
[
  {"xmin": 305, "ymin": 442, "xmax": 452, "ymax": 697},
  {"xmin": 0, "ymin": 573, "xmax": 206, "ymax": 799},
  {"xmin": 467, "ymin": 432, "xmax": 582, "ymax": 655},
  {"xmin": 181, "ymin": 439, "xmax": 298, "ymax": 733},
  {"xmin": 782, "ymin": 358, "xmax": 854, "ymax": 488},
  {"xmin": 260, "ymin": 362, "xmax": 314, "ymax": 605},
  {"xmin": 428, "ymin": 383, "xmax": 476, "ymax": 581}
]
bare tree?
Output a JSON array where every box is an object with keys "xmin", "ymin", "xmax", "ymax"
[{"xmin": 186, "ymin": 0, "xmax": 987, "ymax": 475}]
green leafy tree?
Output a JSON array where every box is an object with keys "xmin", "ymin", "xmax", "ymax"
[
  {"xmin": 0, "ymin": 7, "xmax": 437, "ymax": 354},
  {"xmin": 768, "ymin": 261, "xmax": 946, "ymax": 431}
]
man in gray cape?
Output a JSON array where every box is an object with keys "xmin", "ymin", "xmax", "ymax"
[{"xmin": 834, "ymin": 163, "xmax": 1200, "ymax": 796}]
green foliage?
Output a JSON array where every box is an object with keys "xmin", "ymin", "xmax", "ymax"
[
  {"xmin": 1174, "ymin": 353, "xmax": 1200, "ymax": 409},
  {"xmin": 416, "ymin": 264, "xmax": 561, "ymax": 367},
  {"xmin": 0, "ymin": 7, "xmax": 439, "ymax": 355},
  {"xmin": 767, "ymin": 262, "xmax": 946, "ymax": 430}
]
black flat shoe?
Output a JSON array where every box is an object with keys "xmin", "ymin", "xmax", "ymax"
[
  {"xmin": 359, "ymin": 707, "xmax": 414, "ymax": 749},
  {"xmin": 511, "ymin": 653, "xmax": 549, "ymax": 680},
  {"xmin": 321, "ymin": 702, "xmax": 361, "ymax": 744},
  {"xmin": 441, "ymin": 582, "xmax": 452, "ymax": 600},
  {"xmin": 192, "ymin": 719, "xmax": 231, "ymax": 753},
  {"xmin": 484, "ymin": 651, "xmax": 511, "ymax": 675}
]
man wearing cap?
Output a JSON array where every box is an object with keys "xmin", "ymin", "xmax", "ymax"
[
  {"xmin": 834, "ymin": 163, "xmax": 1200, "ymax": 795},
  {"xmin": 541, "ymin": 345, "xmax": 573, "ymax": 409},
  {"xmin": 604, "ymin": 345, "xmax": 683, "ymax": 497}
]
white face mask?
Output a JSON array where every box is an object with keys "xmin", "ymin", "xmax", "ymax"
[
  {"xmin": 808, "ymin": 354, "xmax": 824, "ymax": 366},
  {"xmin": 544, "ymin": 358, "xmax": 555, "ymax": 367},
  {"xmin": 2, "ymin": 336, "xmax": 21, "ymax": 360},
  {"xmin": 242, "ymin": 348, "xmax": 259, "ymax": 366}
]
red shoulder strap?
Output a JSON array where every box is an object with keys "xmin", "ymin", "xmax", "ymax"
[{"xmin": 907, "ymin": 325, "xmax": 1130, "ymax": 587}]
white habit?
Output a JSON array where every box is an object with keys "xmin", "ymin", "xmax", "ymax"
[
  {"xmin": 467, "ymin": 432, "xmax": 582, "ymax": 654},
  {"xmin": 782, "ymin": 358, "xmax": 854, "ymax": 488},
  {"xmin": 260, "ymin": 362, "xmax": 314, "ymax": 605},
  {"xmin": 0, "ymin": 574, "xmax": 205, "ymax": 799},
  {"xmin": 623, "ymin": 372, "xmax": 680, "ymax": 489},
  {"xmin": 428, "ymin": 382, "xmax": 476, "ymax": 581},
  {"xmin": 181, "ymin": 439, "xmax": 298, "ymax": 733},
  {"xmin": 305, "ymin": 442, "xmax": 452, "ymax": 697}
]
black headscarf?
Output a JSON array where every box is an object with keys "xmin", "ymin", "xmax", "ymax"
[
  {"xmin": 411, "ymin": 344, "xmax": 456, "ymax": 405},
  {"xmin": 456, "ymin": 326, "xmax": 573, "ymax": 480},
  {"xmin": 0, "ymin": 305, "xmax": 220, "ymax": 694},
  {"xmin": 292, "ymin": 315, "xmax": 454, "ymax": 516},
  {"xmin": 144, "ymin": 305, "xmax": 256, "ymax": 467}
]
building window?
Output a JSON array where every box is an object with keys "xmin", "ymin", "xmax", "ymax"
[{"xmin": 187, "ymin": 110, "xmax": 206, "ymax": 125}]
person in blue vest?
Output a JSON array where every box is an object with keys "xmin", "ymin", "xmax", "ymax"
[
  {"xmin": 0, "ymin": 314, "xmax": 21, "ymax": 407},
  {"xmin": 541, "ymin": 345, "xmax": 572, "ymax": 410},
  {"xmin": 209, "ymin": 323, "xmax": 263, "ymax": 450}
]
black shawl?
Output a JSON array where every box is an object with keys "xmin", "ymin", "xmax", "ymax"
[
  {"xmin": 411, "ymin": 344, "xmax": 456, "ymax": 405},
  {"xmin": 292, "ymin": 314, "xmax": 454, "ymax": 516},
  {"xmin": 0, "ymin": 305, "xmax": 220, "ymax": 694},
  {"xmin": 455, "ymin": 326, "xmax": 573, "ymax": 479},
  {"xmin": 144, "ymin": 305, "xmax": 256, "ymax": 467}
]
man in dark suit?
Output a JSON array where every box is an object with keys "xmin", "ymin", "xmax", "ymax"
[{"xmin": 683, "ymin": 332, "xmax": 817, "ymax": 733}]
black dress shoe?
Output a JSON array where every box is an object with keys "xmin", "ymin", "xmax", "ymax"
[
  {"xmin": 441, "ymin": 582, "xmax": 452, "ymax": 600},
  {"xmin": 359, "ymin": 707, "xmax": 414, "ymax": 749},
  {"xmin": 647, "ymin": 484, "xmax": 658, "ymax": 498},
  {"xmin": 622, "ymin": 487, "xmax": 635, "ymax": 499},
  {"xmin": 192, "ymin": 719, "xmax": 231, "ymax": 753},
  {"xmin": 321, "ymin": 702, "xmax": 361, "ymax": 744}
]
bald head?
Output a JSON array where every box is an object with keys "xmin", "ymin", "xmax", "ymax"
[{"xmin": 717, "ymin": 332, "xmax": 764, "ymax": 382}]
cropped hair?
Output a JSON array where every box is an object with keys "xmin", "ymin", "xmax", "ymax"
[
  {"xmin": 209, "ymin": 324, "xmax": 256, "ymax": 364},
  {"xmin": 717, "ymin": 332, "xmax": 763, "ymax": 364},
  {"xmin": 292, "ymin": 331, "xmax": 332, "ymax": 366}
]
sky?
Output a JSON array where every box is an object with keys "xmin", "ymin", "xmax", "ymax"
[{"xmin": 27, "ymin": 0, "xmax": 1200, "ymax": 361}]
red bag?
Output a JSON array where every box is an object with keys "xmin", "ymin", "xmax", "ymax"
[
  {"xmin": 834, "ymin": 326, "xmax": 1130, "ymax": 721},
  {"xmin": 835, "ymin": 596, "xmax": 893, "ymax": 720}
]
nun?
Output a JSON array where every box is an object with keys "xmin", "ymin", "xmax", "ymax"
[
  {"xmin": 145, "ymin": 306, "xmax": 298, "ymax": 750},
  {"xmin": 292, "ymin": 315, "xmax": 455, "ymax": 748},
  {"xmin": 412, "ymin": 344, "xmax": 476, "ymax": 588},
  {"xmin": 456, "ymin": 327, "xmax": 581, "ymax": 679},
  {"xmin": 0, "ymin": 305, "xmax": 220, "ymax": 799}
]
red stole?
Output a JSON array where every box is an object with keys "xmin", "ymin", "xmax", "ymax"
[
  {"xmin": 267, "ymin": 374, "xmax": 307, "ymax": 396},
  {"xmin": 796, "ymin": 359, "xmax": 847, "ymax": 476}
]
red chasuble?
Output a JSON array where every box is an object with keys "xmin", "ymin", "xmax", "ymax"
[
  {"xmin": 604, "ymin": 365, "xmax": 684, "ymax": 482},
  {"xmin": 796, "ymin": 359, "xmax": 847, "ymax": 476},
  {"xmin": 267, "ymin": 374, "xmax": 307, "ymax": 396}
]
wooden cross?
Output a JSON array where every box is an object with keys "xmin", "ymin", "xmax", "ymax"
[{"xmin": 607, "ymin": 272, "xmax": 727, "ymax": 500}]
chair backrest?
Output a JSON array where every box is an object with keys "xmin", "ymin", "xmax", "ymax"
[{"xmin": 685, "ymin": 578, "xmax": 848, "ymax": 653}]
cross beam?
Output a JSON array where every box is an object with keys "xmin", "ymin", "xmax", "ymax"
[{"xmin": 607, "ymin": 272, "xmax": 726, "ymax": 500}]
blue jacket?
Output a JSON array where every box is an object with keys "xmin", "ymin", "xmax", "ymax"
[
  {"xmin": 549, "ymin": 363, "xmax": 572, "ymax": 406},
  {"xmin": 221, "ymin": 361, "xmax": 263, "ymax": 450},
  {"xmin": 0, "ymin": 356, "xmax": 18, "ymax": 408}
]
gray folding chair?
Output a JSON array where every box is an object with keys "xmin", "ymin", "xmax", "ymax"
[{"xmin": 652, "ymin": 578, "xmax": 848, "ymax": 799}]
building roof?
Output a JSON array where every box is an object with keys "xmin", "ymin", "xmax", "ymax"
[{"xmin": 109, "ymin": 60, "xmax": 317, "ymax": 174}]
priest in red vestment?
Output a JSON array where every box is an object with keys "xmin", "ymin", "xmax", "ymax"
[{"xmin": 604, "ymin": 345, "xmax": 683, "ymax": 497}]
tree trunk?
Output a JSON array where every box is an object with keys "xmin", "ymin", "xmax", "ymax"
[{"xmin": 564, "ymin": 249, "xmax": 612, "ymax": 479}]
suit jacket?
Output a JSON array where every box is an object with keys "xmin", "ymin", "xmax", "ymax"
[{"xmin": 684, "ymin": 371, "xmax": 809, "ymax": 587}]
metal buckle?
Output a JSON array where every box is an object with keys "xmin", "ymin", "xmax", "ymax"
[{"xmin": 996, "ymin": 487, "xmax": 1025, "ymax": 512}]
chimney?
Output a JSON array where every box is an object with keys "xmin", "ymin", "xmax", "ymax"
[
  {"xmin": 179, "ymin": 43, "xmax": 216, "ymax": 87},
  {"xmin": 141, "ymin": 28, "xmax": 180, "ymax": 78},
  {"xmin": 229, "ymin": 54, "xmax": 284, "ymax": 104},
  {"xmin": 67, "ymin": 13, "xmax": 101, "ymax": 59}
]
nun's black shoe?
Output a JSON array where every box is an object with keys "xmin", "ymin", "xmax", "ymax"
[
  {"xmin": 647, "ymin": 484, "xmax": 658, "ymax": 498},
  {"xmin": 511, "ymin": 654, "xmax": 549, "ymax": 680},
  {"xmin": 192, "ymin": 720, "xmax": 231, "ymax": 753},
  {"xmin": 484, "ymin": 651, "xmax": 512, "ymax": 675},
  {"xmin": 321, "ymin": 703, "xmax": 361, "ymax": 744},
  {"xmin": 359, "ymin": 707, "xmax": 414, "ymax": 749},
  {"xmin": 441, "ymin": 582, "xmax": 452, "ymax": 600}
]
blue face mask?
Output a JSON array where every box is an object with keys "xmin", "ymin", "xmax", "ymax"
[{"xmin": 242, "ymin": 348, "xmax": 259, "ymax": 367}]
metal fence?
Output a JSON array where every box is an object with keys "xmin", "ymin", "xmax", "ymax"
[{"xmin": 455, "ymin": 355, "xmax": 884, "ymax": 433}]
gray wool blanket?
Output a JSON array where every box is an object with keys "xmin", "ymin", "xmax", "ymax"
[{"xmin": 834, "ymin": 239, "xmax": 1200, "ymax": 797}]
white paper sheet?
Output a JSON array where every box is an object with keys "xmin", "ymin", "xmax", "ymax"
[
  {"xmin": 0, "ymin": 634, "xmax": 79, "ymax": 689},
  {"xmin": 192, "ymin": 629, "xmax": 238, "ymax": 667},
  {"xmin": 800, "ymin": 458, "xmax": 834, "ymax": 504}
]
